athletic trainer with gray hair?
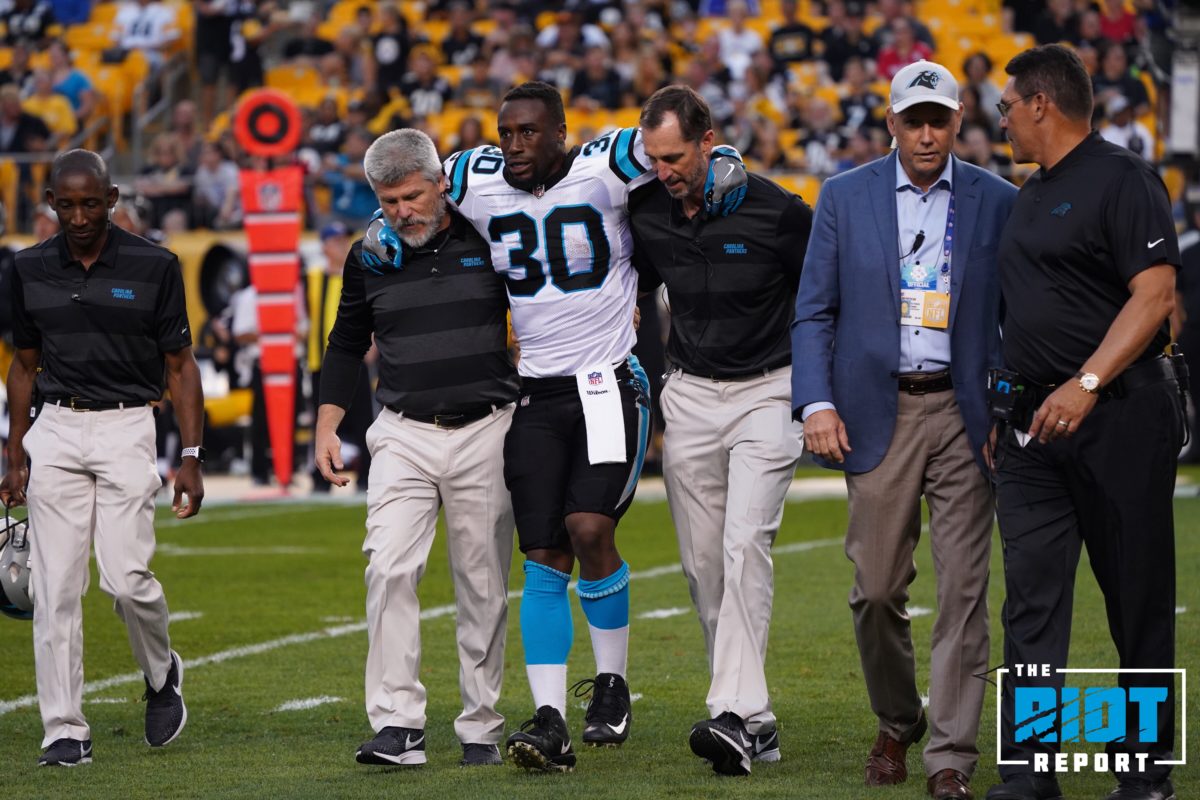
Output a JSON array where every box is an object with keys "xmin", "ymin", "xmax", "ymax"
[{"xmin": 313, "ymin": 128, "xmax": 519, "ymax": 768}]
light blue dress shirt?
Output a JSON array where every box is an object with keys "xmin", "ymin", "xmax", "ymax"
[
  {"xmin": 801, "ymin": 156, "xmax": 956, "ymax": 422},
  {"xmin": 895, "ymin": 155, "xmax": 954, "ymax": 374}
]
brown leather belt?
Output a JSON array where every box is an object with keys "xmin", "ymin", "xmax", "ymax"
[{"xmin": 897, "ymin": 370, "xmax": 953, "ymax": 395}]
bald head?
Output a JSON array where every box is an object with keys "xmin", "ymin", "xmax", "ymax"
[{"xmin": 50, "ymin": 149, "xmax": 111, "ymax": 193}]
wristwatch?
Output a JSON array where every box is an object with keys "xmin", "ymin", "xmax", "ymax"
[
  {"xmin": 181, "ymin": 446, "xmax": 207, "ymax": 463},
  {"xmin": 1075, "ymin": 371, "xmax": 1101, "ymax": 394}
]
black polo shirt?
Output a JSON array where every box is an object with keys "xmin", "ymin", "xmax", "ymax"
[
  {"xmin": 629, "ymin": 173, "xmax": 812, "ymax": 378},
  {"xmin": 11, "ymin": 225, "xmax": 191, "ymax": 402},
  {"xmin": 998, "ymin": 132, "xmax": 1180, "ymax": 385},
  {"xmin": 321, "ymin": 207, "xmax": 519, "ymax": 415}
]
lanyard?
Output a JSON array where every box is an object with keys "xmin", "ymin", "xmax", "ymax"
[{"xmin": 939, "ymin": 191, "xmax": 955, "ymax": 295}]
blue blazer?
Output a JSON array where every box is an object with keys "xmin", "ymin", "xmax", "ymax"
[{"xmin": 791, "ymin": 152, "xmax": 1017, "ymax": 475}]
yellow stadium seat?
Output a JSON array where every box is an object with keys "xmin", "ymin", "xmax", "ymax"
[
  {"xmin": 436, "ymin": 64, "xmax": 464, "ymax": 87},
  {"xmin": 89, "ymin": 2, "xmax": 118, "ymax": 25},
  {"xmin": 64, "ymin": 22, "xmax": 114, "ymax": 52},
  {"xmin": 609, "ymin": 108, "xmax": 641, "ymax": 130},
  {"xmin": 266, "ymin": 63, "xmax": 321, "ymax": 90},
  {"xmin": 0, "ymin": 160, "xmax": 17, "ymax": 237}
]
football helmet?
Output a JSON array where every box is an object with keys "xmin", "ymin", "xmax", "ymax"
[{"xmin": 0, "ymin": 513, "xmax": 32, "ymax": 620}]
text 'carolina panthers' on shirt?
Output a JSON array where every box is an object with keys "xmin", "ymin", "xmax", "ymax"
[
  {"xmin": 10, "ymin": 225, "xmax": 192, "ymax": 402},
  {"xmin": 998, "ymin": 132, "xmax": 1181, "ymax": 385},
  {"xmin": 444, "ymin": 127, "xmax": 655, "ymax": 378},
  {"xmin": 629, "ymin": 174, "xmax": 813, "ymax": 378},
  {"xmin": 320, "ymin": 208, "xmax": 519, "ymax": 416}
]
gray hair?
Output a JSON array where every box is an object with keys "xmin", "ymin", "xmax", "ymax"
[{"xmin": 363, "ymin": 128, "xmax": 442, "ymax": 192}]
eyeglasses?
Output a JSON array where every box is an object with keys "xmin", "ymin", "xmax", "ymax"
[{"xmin": 996, "ymin": 93, "xmax": 1038, "ymax": 119}]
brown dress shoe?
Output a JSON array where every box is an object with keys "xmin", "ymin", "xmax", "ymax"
[
  {"xmin": 865, "ymin": 713, "xmax": 927, "ymax": 786},
  {"xmin": 928, "ymin": 768, "xmax": 974, "ymax": 800}
]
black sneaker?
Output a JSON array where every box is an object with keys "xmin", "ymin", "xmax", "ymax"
[
  {"xmin": 144, "ymin": 649, "xmax": 187, "ymax": 747},
  {"xmin": 1106, "ymin": 778, "xmax": 1176, "ymax": 800},
  {"xmin": 505, "ymin": 705, "xmax": 576, "ymax": 772},
  {"xmin": 573, "ymin": 673, "xmax": 632, "ymax": 746},
  {"xmin": 751, "ymin": 727, "xmax": 781, "ymax": 762},
  {"xmin": 690, "ymin": 711, "xmax": 752, "ymax": 776},
  {"xmin": 356, "ymin": 726, "xmax": 427, "ymax": 765},
  {"xmin": 38, "ymin": 738, "xmax": 92, "ymax": 767},
  {"xmin": 460, "ymin": 742, "xmax": 502, "ymax": 767}
]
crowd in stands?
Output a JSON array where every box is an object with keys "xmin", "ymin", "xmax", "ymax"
[{"xmin": 0, "ymin": 0, "xmax": 1181, "ymax": 237}]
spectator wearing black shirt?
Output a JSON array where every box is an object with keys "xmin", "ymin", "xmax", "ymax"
[
  {"xmin": 1092, "ymin": 40, "xmax": 1150, "ymax": 118},
  {"xmin": 1073, "ymin": 8, "xmax": 1112, "ymax": 53},
  {"xmin": 990, "ymin": 44, "xmax": 1182, "ymax": 800},
  {"xmin": 195, "ymin": 0, "xmax": 233, "ymax": 125},
  {"xmin": 308, "ymin": 96, "xmax": 346, "ymax": 155},
  {"xmin": 769, "ymin": 0, "xmax": 815, "ymax": 63},
  {"xmin": 282, "ymin": 16, "xmax": 334, "ymax": 63},
  {"xmin": 822, "ymin": 0, "xmax": 878, "ymax": 82},
  {"xmin": 399, "ymin": 49, "xmax": 453, "ymax": 119},
  {"xmin": 630, "ymin": 85, "xmax": 810, "ymax": 777},
  {"xmin": 0, "ymin": 39, "xmax": 33, "ymax": 93},
  {"xmin": 0, "ymin": 83, "xmax": 49, "ymax": 154},
  {"xmin": 455, "ymin": 54, "xmax": 504, "ymax": 110},
  {"xmin": 570, "ymin": 45, "xmax": 628, "ymax": 111},
  {"xmin": 368, "ymin": 4, "xmax": 413, "ymax": 95},
  {"xmin": 1, "ymin": 0, "xmax": 55, "ymax": 45},
  {"xmin": 1033, "ymin": 0, "xmax": 1076, "ymax": 44},
  {"xmin": 441, "ymin": 0, "xmax": 483, "ymax": 67},
  {"xmin": 838, "ymin": 56, "xmax": 886, "ymax": 133},
  {"xmin": 870, "ymin": 0, "xmax": 935, "ymax": 51}
]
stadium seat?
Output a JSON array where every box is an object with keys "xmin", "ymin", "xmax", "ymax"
[
  {"xmin": 266, "ymin": 64, "xmax": 321, "ymax": 91},
  {"xmin": 0, "ymin": 159, "xmax": 17, "ymax": 236}
]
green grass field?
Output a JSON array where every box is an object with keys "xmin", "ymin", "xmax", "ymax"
[{"xmin": 0, "ymin": 494, "xmax": 1196, "ymax": 800}]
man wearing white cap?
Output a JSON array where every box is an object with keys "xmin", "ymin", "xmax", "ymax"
[{"xmin": 792, "ymin": 60, "xmax": 1016, "ymax": 799}]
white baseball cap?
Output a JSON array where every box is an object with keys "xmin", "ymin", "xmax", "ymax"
[{"xmin": 890, "ymin": 60, "xmax": 960, "ymax": 114}]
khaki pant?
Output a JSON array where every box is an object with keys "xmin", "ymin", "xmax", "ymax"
[
  {"xmin": 363, "ymin": 404, "xmax": 515, "ymax": 744},
  {"xmin": 660, "ymin": 367, "xmax": 804, "ymax": 734},
  {"xmin": 845, "ymin": 389, "xmax": 992, "ymax": 777},
  {"xmin": 24, "ymin": 403, "xmax": 171, "ymax": 747}
]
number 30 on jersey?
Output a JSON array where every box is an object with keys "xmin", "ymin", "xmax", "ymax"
[{"xmin": 488, "ymin": 206, "xmax": 611, "ymax": 297}]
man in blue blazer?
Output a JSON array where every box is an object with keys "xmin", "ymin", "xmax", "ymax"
[{"xmin": 792, "ymin": 60, "xmax": 1017, "ymax": 800}]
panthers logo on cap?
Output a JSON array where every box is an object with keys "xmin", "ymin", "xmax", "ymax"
[{"xmin": 907, "ymin": 70, "xmax": 940, "ymax": 90}]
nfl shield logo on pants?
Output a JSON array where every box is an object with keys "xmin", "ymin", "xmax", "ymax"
[{"xmin": 588, "ymin": 372, "xmax": 603, "ymax": 385}]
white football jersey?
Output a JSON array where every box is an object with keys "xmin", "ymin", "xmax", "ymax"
[{"xmin": 444, "ymin": 128, "xmax": 655, "ymax": 378}]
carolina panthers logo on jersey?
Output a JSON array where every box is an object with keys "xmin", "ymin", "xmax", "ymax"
[{"xmin": 907, "ymin": 71, "xmax": 940, "ymax": 90}]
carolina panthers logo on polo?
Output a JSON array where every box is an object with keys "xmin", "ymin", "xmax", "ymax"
[
  {"xmin": 1051, "ymin": 202, "xmax": 1072, "ymax": 217},
  {"xmin": 111, "ymin": 287, "xmax": 135, "ymax": 300},
  {"xmin": 724, "ymin": 243, "xmax": 748, "ymax": 255},
  {"xmin": 907, "ymin": 71, "xmax": 940, "ymax": 90},
  {"xmin": 460, "ymin": 256, "xmax": 485, "ymax": 268}
]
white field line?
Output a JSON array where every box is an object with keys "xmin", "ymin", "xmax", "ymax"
[
  {"xmin": 157, "ymin": 544, "xmax": 326, "ymax": 557},
  {"xmin": 1178, "ymin": 606, "xmax": 1188, "ymax": 615},
  {"xmin": 638, "ymin": 607, "xmax": 690, "ymax": 620},
  {"xmin": 170, "ymin": 611, "xmax": 204, "ymax": 622},
  {"xmin": 272, "ymin": 696, "xmax": 344, "ymax": 712},
  {"xmin": 0, "ymin": 537, "xmax": 843, "ymax": 716},
  {"xmin": 908, "ymin": 606, "xmax": 933, "ymax": 618}
]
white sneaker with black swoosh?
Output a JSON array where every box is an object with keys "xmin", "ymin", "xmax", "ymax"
[
  {"xmin": 689, "ymin": 711, "xmax": 753, "ymax": 776},
  {"xmin": 356, "ymin": 726, "xmax": 427, "ymax": 766},
  {"xmin": 574, "ymin": 673, "xmax": 632, "ymax": 746},
  {"xmin": 751, "ymin": 728, "xmax": 781, "ymax": 762}
]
